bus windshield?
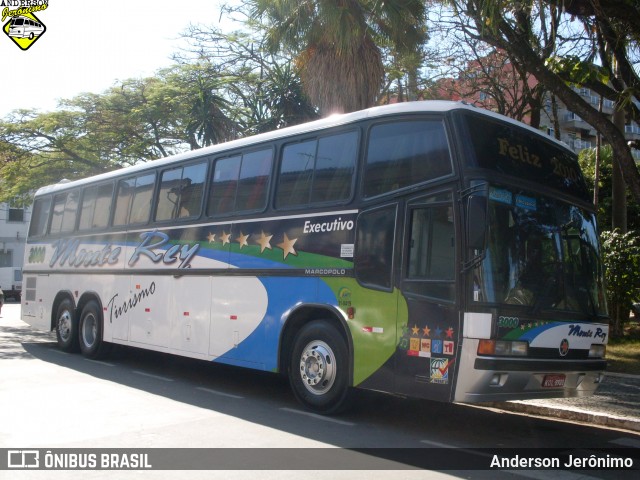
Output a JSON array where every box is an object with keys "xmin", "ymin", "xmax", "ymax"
[{"xmin": 474, "ymin": 186, "xmax": 607, "ymax": 318}]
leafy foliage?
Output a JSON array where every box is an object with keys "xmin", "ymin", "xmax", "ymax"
[
  {"xmin": 579, "ymin": 146, "xmax": 640, "ymax": 232},
  {"xmin": 601, "ymin": 230, "xmax": 640, "ymax": 336},
  {"xmin": 250, "ymin": 0, "xmax": 427, "ymax": 113},
  {"xmin": 0, "ymin": 27, "xmax": 318, "ymax": 204}
]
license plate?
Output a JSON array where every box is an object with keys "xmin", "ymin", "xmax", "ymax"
[{"xmin": 542, "ymin": 374, "xmax": 566, "ymax": 388}]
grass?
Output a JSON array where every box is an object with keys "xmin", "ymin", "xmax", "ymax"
[{"xmin": 606, "ymin": 319, "xmax": 640, "ymax": 375}]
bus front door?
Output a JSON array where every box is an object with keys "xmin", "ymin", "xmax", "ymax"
[{"xmin": 394, "ymin": 193, "xmax": 460, "ymax": 402}]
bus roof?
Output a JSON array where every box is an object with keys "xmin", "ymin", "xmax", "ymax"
[{"xmin": 33, "ymin": 100, "xmax": 567, "ymax": 197}]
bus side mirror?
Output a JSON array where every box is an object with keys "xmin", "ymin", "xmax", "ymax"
[{"xmin": 467, "ymin": 195, "xmax": 487, "ymax": 251}]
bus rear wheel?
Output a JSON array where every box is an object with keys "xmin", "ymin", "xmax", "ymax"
[
  {"xmin": 55, "ymin": 298, "xmax": 79, "ymax": 352},
  {"xmin": 289, "ymin": 320, "xmax": 351, "ymax": 414},
  {"xmin": 79, "ymin": 300, "xmax": 110, "ymax": 359}
]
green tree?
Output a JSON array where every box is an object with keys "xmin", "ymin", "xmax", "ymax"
[
  {"xmin": 579, "ymin": 146, "xmax": 640, "ymax": 232},
  {"xmin": 601, "ymin": 230, "xmax": 640, "ymax": 337},
  {"xmin": 437, "ymin": 0, "xmax": 640, "ymax": 207},
  {"xmin": 163, "ymin": 63, "xmax": 239, "ymax": 148},
  {"xmin": 177, "ymin": 24, "xmax": 319, "ymax": 132},
  {"xmin": 0, "ymin": 108, "xmax": 116, "ymax": 203},
  {"xmin": 249, "ymin": 0, "xmax": 427, "ymax": 114},
  {"xmin": 0, "ymin": 73, "xmax": 194, "ymax": 202}
]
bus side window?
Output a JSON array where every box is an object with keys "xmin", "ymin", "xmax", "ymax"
[
  {"xmin": 129, "ymin": 173, "xmax": 156, "ymax": 224},
  {"xmin": 276, "ymin": 131, "xmax": 357, "ymax": 209},
  {"xmin": 364, "ymin": 120, "xmax": 452, "ymax": 198},
  {"xmin": 355, "ymin": 205, "xmax": 397, "ymax": 290},
  {"xmin": 79, "ymin": 183, "xmax": 113, "ymax": 230},
  {"xmin": 29, "ymin": 197, "xmax": 51, "ymax": 237},
  {"xmin": 49, "ymin": 190, "xmax": 79, "ymax": 234},
  {"xmin": 235, "ymin": 149, "xmax": 272, "ymax": 212},
  {"xmin": 208, "ymin": 156, "xmax": 241, "ymax": 216},
  {"xmin": 156, "ymin": 162, "xmax": 206, "ymax": 222},
  {"xmin": 311, "ymin": 131, "xmax": 357, "ymax": 204},
  {"xmin": 276, "ymin": 140, "xmax": 316, "ymax": 208},
  {"xmin": 208, "ymin": 149, "xmax": 273, "ymax": 216},
  {"xmin": 49, "ymin": 193, "xmax": 67, "ymax": 234},
  {"xmin": 113, "ymin": 173, "xmax": 156, "ymax": 226},
  {"xmin": 405, "ymin": 199, "xmax": 455, "ymax": 301}
]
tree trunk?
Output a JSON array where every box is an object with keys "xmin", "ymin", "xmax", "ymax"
[{"xmin": 611, "ymin": 101, "xmax": 627, "ymax": 231}]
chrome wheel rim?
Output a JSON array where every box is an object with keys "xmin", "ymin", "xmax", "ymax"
[
  {"xmin": 299, "ymin": 340, "xmax": 336, "ymax": 395},
  {"xmin": 58, "ymin": 310, "xmax": 72, "ymax": 342}
]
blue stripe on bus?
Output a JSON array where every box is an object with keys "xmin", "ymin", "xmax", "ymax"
[{"xmin": 212, "ymin": 276, "xmax": 338, "ymax": 371}]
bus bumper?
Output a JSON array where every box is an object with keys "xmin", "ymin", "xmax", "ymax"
[{"xmin": 453, "ymin": 338, "xmax": 607, "ymax": 403}]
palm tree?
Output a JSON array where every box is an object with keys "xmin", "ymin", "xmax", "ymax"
[
  {"xmin": 250, "ymin": 0, "xmax": 426, "ymax": 115},
  {"xmin": 170, "ymin": 63, "xmax": 239, "ymax": 148}
]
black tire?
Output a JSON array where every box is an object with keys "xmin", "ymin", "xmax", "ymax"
[
  {"xmin": 55, "ymin": 298, "xmax": 79, "ymax": 352},
  {"xmin": 79, "ymin": 300, "xmax": 111, "ymax": 359},
  {"xmin": 289, "ymin": 320, "xmax": 352, "ymax": 414}
]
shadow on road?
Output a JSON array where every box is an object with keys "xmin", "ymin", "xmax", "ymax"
[{"xmin": 14, "ymin": 332, "xmax": 640, "ymax": 458}]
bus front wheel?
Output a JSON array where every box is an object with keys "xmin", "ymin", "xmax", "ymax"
[
  {"xmin": 55, "ymin": 298, "xmax": 79, "ymax": 352},
  {"xmin": 289, "ymin": 320, "xmax": 351, "ymax": 414},
  {"xmin": 79, "ymin": 300, "xmax": 110, "ymax": 359}
]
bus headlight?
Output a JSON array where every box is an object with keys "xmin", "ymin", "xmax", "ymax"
[
  {"xmin": 478, "ymin": 339, "xmax": 528, "ymax": 356},
  {"xmin": 588, "ymin": 344, "xmax": 606, "ymax": 358}
]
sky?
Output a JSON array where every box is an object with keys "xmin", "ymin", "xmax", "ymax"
[{"xmin": 0, "ymin": 1, "xmax": 238, "ymax": 117}]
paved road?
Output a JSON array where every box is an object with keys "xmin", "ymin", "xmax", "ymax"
[{"xmin": 1, "ymin": 302, "xmax": 639, "ymax": 479}]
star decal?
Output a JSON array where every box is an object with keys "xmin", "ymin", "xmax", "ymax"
[
  {"xmin": 255, "ymin": 231, "xmax": 273, "ymax": 253},
  {"xmin": 434, "ymin": 326, "xmax": 443, "ymax": 338},
  {"xmin": 220, "ymin": 230, "xmax": 231, "ymax": 246},
  {"xmin": 411, "ymin": 324, "xmax": 420, "ymax": 335},
  {"xmin": 423, "ymin": 325, "xmax": 431, "ymax": 337},
  {"xmin": 445, "ymin": 327, "xmax": 454, "ymax": 339},
  {"xmin": 207, "ymin": 232, "xmax": 216, "ymax": 243},
  {"xmin": 236, "ymin": 231, "xmax": 250, "ymax": 249},
  {"xmin": 277, "ymin": 233, "xmax": 298, "ymax": 259}
]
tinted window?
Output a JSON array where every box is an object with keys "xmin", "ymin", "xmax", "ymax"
[
  {"xmin": 28, "ymin": 197, "xmax": 51, "ymax": 237},
  {"xmin": 364, "ymin": 120, "xmax": 452, "ymax": 197},
  {"xmin": 156, "ymin": 162, "xmax": 206, "ymax": 221},
  {"xmin": 458, "ymin": 112, "xmax": 590, "ymax": 201},
  {"xmin": 208, "ymin": 155, "xmax": 241, "ymax": 216},
  {"xmin": 79, "ymin": 183, "xmax": 113, "ymax": 230},
  {"xmin": 276, "ymin": 141, "xmax": 315, "ymax": 208},
  {"xmin": 355, "ymin": 205, "xmax": 397, "ymax": 290},
  {"xmin": 311, "ymin": 132, "xmax": 357, "ymax": 203},
  {"xmin": 113, "ymin": 173, "xmax": 156, "ymax": 226},
  {"xmin": 50, "ymin": 190, "xmax": 79, "ymax": 234},
  {"xmin": 208, "ymin": 149, "xmax": 273, "ymax": 216},
  {"xmin": 276, "ymin": 131, "xmax": 357, "ymax": 208},
  {"xmin": 235, "ymin": 150, "xmax": 272, "ymax": 211},
  {"xmin": 49, "ymin": 193, "xmax": 66, "ymax": 233},
  {"xmin": 405, "ymin": 193, "xmax": 455, "ymax": 300}
]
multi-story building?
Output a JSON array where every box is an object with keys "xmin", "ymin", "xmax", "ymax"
[
  {"xmin": 542, "ymin": 89, "xmax": 640, "ymax": 161},
  {"xmin": 0, "ymin": 201, "xmax": 31, "ymax": 301}
]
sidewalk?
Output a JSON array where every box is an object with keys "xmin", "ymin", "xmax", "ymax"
[
  {"xmin": 2, "ymin": 301, "xmax": 639, "ymax": 432},
  {"xmin": 484, "ymin": 372, "xmax": 640, "ymax": 433}
]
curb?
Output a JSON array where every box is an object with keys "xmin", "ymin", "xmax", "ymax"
[{"xmin": 484, "ymin": 401, "xmax": 640, "ymax": 433}]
